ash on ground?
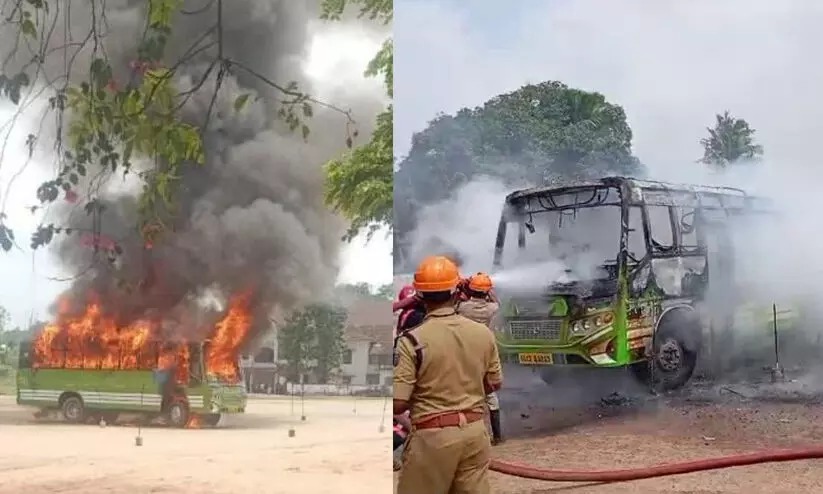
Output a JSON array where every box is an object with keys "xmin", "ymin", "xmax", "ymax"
[{"xmin": 498, "ymin": 363, "xmax": 823, "ymax": 439}]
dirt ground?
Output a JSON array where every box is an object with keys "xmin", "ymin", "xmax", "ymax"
[
  {"xmin": 486, "ymin": 367, "xmax": 823, "ymax": 493},
  {"xmin": 394, "ymin": 365, "xmax": 823, "ymax": 493},
  {"xmin": 0, "ymin": 394, "xmax": 392, "ymax": 494}
]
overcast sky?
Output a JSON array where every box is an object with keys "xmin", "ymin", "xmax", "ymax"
[
  {"xmin": 395, "ymin": 0, "xmax": 823, "ymax": 175},
  {"xmin": 0, "ymin": 21, "xmax": 393, "ymax": 329}
]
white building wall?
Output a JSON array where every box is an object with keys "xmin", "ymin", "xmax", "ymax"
[
  {"xmin": 340, "ymin": 340, "xmax": 370, "ymax": 386},
  {"xmin": 243, "ymin": 324, "xmax": 391, "ymax": 388},
  {"xmin": 339, "ymin": 341, "xmax": 392, "ymax": 387}
]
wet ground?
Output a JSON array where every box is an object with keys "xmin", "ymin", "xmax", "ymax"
[{"xmin": 487, "ymin": 364, "xmax": 823, "ymax": 493}]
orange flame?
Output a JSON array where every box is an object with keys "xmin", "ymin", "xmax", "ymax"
[
  {"xmin": 32, "ymin": 292, "xmax": 254, "ymax": 385},
  {"xmin": 186, "ymin": 414, "xmax": 203, "ymax": 429},
  {"xmin": 206, "ymin": 293, "xmax": 252, "ymax": 383}
]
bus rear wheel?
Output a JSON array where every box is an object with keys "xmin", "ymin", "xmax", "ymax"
[
  {"xmin": 633, "ymin": 311, "xmax": 699, "ymax": 392},
  {"xmin": 165, "ymin": 398, "xmax": 190, "ymax": 428},
  {"xmin": 61, "ymin": 395, "xmax": 85, "ymax": 424}
]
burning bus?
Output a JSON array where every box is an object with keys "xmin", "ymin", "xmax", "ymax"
[
  {"xmin": 16, "ymin": 294, "xmax": 250, "ymax": 427},
  {"xmin": 492, "ymin": 176, "xmax": 804, "ymax": 390}
]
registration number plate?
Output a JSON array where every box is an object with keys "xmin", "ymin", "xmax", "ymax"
[{"xmin": 518, "ymin": 353, "xmax": 554, "ymax": 365}]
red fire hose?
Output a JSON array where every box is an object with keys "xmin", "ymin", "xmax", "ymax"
[{"xmin": 489, "ymin": 446, "xmax": 823, "ymax": 482}]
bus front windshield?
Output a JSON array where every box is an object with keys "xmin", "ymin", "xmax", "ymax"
[{"xmin": 505, "ymin": 205, "xmax": 622, "ymax": 279}]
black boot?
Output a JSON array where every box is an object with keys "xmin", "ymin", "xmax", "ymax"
[{"xmin": 489, "ymin": 410, "xmax": 504, "ymax": 445}]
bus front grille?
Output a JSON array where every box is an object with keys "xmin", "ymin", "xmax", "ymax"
[{"xmin": 509, "ymin": 318, "xmax": 563, "ymax": 341}]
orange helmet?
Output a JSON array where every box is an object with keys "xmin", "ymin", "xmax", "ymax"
[
  {"xmin": 467, "ymin": 272, "xmax": 493, "ymax": 293},
  {"xmin": 413, "ymin": 256, "xmax": 460, "ymax": 292}
]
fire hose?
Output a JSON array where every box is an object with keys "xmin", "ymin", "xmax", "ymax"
[{"xmin": 488, "ymin": 446, "xmax": 823, "ymax": 482}]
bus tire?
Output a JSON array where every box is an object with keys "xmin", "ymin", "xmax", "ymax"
[
  {"xmin": 165, "ymin": 397, "xmax": 190, "ymax": 428},
  {"xmin": 638, "ymin": 310, "xmax": 700, "ymax": 391},
  {"xmin": 202, "ymin": 413, "xmax": 221, "ymax": 427},
  {"xmin": 60, "ymin": 394, "xmax": 86, "ymax": 424}
]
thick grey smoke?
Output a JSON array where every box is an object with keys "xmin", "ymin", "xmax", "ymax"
[{"xmin": 0, "ymin": 1, "xmax": 384, "ymax": 345}]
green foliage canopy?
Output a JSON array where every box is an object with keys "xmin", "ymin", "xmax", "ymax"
[
  {"xmin": 393, "ymin": 81, "xmax": 645, "ymax": 260},
  {"xmin": 277, "ymin": 303, "xmax": 347, "ymax": 383},
  {"xmin": 699, "ymin": 111, "xmax": 763, "ymax": 168}
]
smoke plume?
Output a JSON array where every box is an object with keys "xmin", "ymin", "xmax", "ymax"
[{"xmin": 0, "ymin": 1, "xmax": 385, "ymax": 347}]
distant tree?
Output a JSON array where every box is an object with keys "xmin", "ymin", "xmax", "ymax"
[
  {"xmin": 336, "ymin": 282, "xmax": 394, "ymax": 300},
  {"xmin": 699, "ymin": 111, "xmax": 764, "ymax": 168},
  {"xmin": 394, "ymin": 81, "xmax": 645, "ymax": 265},
  {"xmin": 0, "ymin": 306, "xmax": 9, "ymax": 332},
  {"xmin": 337, "ymin": 282, "xmax": 374, "ymax": 298},
  {"xmin": 277, "ymin": 304, "xmax": 347, "ymax": 383},
  {"xmin": 375, "ymin": 283, "xmax": 394, "ymax": 300}
]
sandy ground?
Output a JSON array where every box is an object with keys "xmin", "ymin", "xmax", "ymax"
[{"xmin": 0, "ymin": 394, "xmax": 393, "ymax": 494}]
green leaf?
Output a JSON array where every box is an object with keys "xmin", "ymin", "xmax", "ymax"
[
  {"xmin": 234, "ymin": 93, "xmax": 251, "ymax": 113},
  {"xmin": 0, "ymin": 225, "xmax": 13, "ymax": 252},
  {"xmin": 68, "ymin": 173, "xmax": 78, "ymax": 185},
  {"xmin": 301, "ymin": 124, "xmax": 310, "ymax": 141},
  {"xmin": 301, "ymin": 102, "xmax": 313, "ymax": 118},
  {"xmin": 21, "ymin": 19, "xmax": 36, "ymax": 38},
  {"xmin": 90, "ymin": 58, "xmax": 112, "ymax": 88}
]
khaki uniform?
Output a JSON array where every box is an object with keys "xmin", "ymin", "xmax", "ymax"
[
  {"xmin": 457, "ymin": 298, "xmax": 501, "ymax": 411},
  {"xmin": 394, "ymin": 307, "xmax": 503, "ymax": 494},
  {"xmin": 457, "ymin": 298, "xmax": 499, "ymax": 329}
]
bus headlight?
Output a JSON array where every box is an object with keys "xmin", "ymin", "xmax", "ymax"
[
  {"xmin": 583, "ymin": 319, "xmax": 592, "ymax": 330},
  {"xmin": 571, "ymin": 321, "xmax": 582, "ymax": 333}
]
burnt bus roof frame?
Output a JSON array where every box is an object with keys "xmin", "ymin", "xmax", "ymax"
[{"xmin": 493, "ymin": 176, "xmax": 774, "ymax": 267}]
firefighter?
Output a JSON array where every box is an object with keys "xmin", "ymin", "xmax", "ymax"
[
  {"xmin": 457, "ymin": 272, "xmax": 505, "ymax": 445},
  {"xmin": 394, "ymin": 256, "xmax": 503, "ymax": 494},
  {"xmin": 392, "ymin": 284, "xmax": 425, "ymax": 471},
  {"xmin": 393, "ymin": 284, "xmax": 426, "ymax": 334}
]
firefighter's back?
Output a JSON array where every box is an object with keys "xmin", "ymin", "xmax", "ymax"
[
  {"xmin": 395, "ymin": 307, "xmax": 500, "ymax": 494},
  {"xmin": 410, "ymin": 309, "xmax": 495, "ymax": 418}
]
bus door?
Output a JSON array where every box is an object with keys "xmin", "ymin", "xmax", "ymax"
[{"xmin": 16, "ymin": 341, "xmax": 33, "ymax": 391}]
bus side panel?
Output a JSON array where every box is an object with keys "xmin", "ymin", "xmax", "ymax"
[
  {"xmin": 15, "ymin": 369, "xmax": 53, "ymax": 407},
  {"xmin": 17, "ymin": 369, "xmax": 162, "ymax": 412},
  {"xmin": 89, "ymin": 370, "xmax": 163, "ymax": 412}
]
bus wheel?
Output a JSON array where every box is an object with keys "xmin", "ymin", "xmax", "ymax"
[
  {"xmin": 645, "ymin": 311, "xmax": 700, "ymax": 391},
  {"xmin": 60, "ymin": 395, "xmax": 86, "ymax": 424},
  {"xmin": 202, "ymin": 414, "xmax": 221, "ymax": 427},
  {"xmin": 165, "ymin": 397, "xmax": 190, "ymax": 428}
]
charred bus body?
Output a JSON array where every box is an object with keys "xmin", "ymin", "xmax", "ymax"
[{"xmin": 492, "ymin": 176, "xmax": 801, "ymax": 390}]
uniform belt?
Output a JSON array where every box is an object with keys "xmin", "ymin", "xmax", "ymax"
[{"xmin": 414, "ymin": 410, "xmax": 484, "ymax": 430}]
